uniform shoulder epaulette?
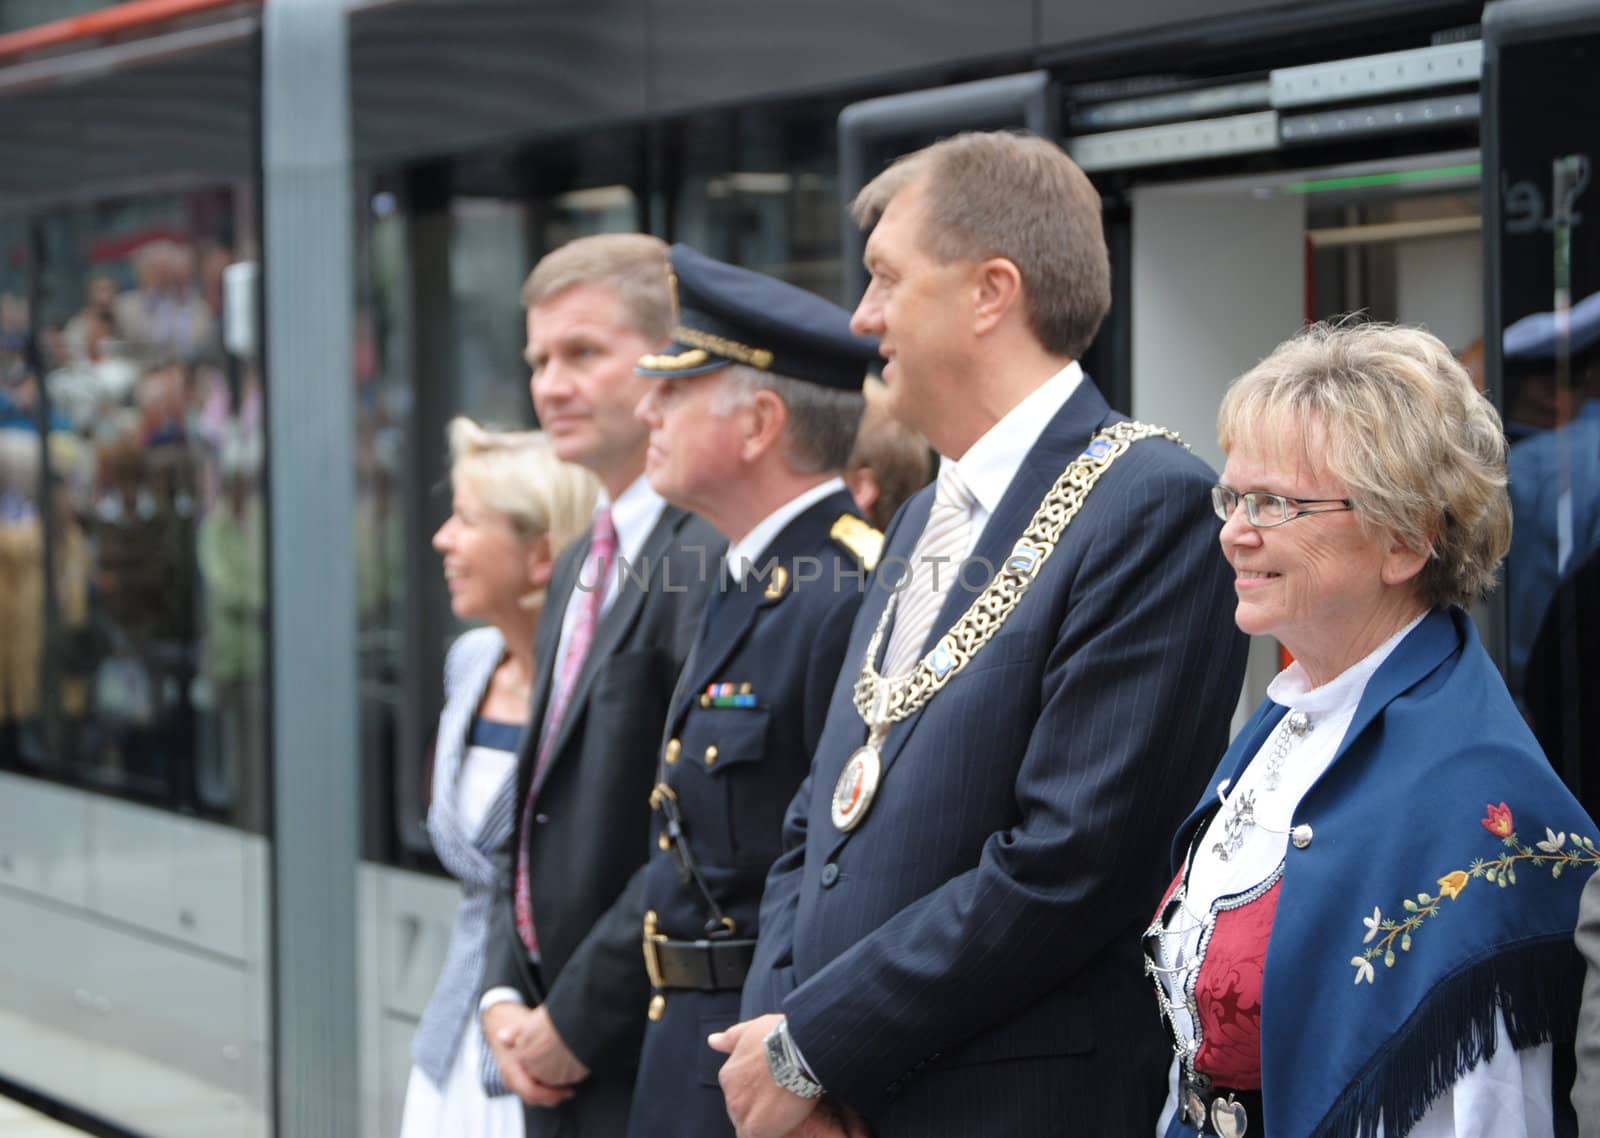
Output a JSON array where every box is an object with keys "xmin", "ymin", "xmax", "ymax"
[{"xmin": 829, "ymin": 513, "xmax": 883, "ymax": 572}]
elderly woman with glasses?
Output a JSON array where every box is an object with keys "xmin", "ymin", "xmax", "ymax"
[{"xmin": 1145, "ymin": 322, "xmax": 1598, "ymax": 1138}]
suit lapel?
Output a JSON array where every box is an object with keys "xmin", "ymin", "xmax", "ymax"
[
  {"xmin": 672, "ymin": 574, "xmax": 769, "ymax": 717},
  {"xmin": 672, "ymin": 491, "xmax": 862, "ymax": 722},
  {"xmin": 515, "ymin": 541, "xmax": 580, "ymax": 797},
  {"xmin": 535, "ymin": 506, "xmax": 686, "ymax": 793},
  {"xmin": 874, "ymin": 381, "xmax": 1117, "ymax": 779}
]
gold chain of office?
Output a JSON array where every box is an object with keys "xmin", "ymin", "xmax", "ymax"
[{"xmin": 852, "ymin": 420, "xmax": 1183, "ymax": 730}]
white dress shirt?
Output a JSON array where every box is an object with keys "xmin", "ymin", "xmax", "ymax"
[
  {"xmin": 547, "ymin": 473, "xmax": 668, "ymax": 685},
  {"xmin": 939, "ymin": 360, "xmax": 1082, "ymax": 559},
  {"xmin": 723, "ymin": 477, "xmax": 847, "ymax": 580}
]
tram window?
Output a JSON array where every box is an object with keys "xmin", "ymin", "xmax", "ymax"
[
  {"xmin": 668, "ymin": 103, "xmax": 846, "ymax": 304},
  {"xmin": 1491, "ymin": 28, "xmax": 1600, "ymax": 819},
  {"xmin": 0, "ymin": 191, "xmax": 270, "ymax": 832}
]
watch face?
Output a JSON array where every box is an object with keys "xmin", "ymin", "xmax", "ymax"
[{"xmin": 765, "ymin": 1025, "xmax": 788, "ymax": 1073}]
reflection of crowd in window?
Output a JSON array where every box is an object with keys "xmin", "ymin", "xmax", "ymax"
[
  {"xmin": 0, "ymin": 232, "xmax": 266, "ymax": 823},
  {"xmin": 1505, "ymin": 291, "xmax": 1600, "ymax": 820}
]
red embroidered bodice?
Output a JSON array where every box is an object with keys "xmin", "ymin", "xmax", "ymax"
[{"xmin": 1150, "ymin": 869, "xmax": 1283, "ymax": 1089}]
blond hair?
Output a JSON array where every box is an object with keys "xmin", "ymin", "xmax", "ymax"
[
  {"xmin": 1218, "ymin": 321, "xmax": 1512, "ymax": 609},
  {"xmin": 447, "ymin": 418, "xmax": 598, "ymax": 563},
  {"xmin": 520, "ymin": 234, "xmax": 673, "ymax": 344},
  {"xmin": 852, "ymin": 131, "xmax": 1110, "ymax": 360}
]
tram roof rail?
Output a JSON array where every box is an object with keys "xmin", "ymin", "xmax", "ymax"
[{"xmin": 0, "ymin": 0, "xmax": 256, "ymax": 66}]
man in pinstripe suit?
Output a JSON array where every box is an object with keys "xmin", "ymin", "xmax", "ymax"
[{"xmin": 711, "ymin": 132, "xmax": 1248, "ymax": 1138}]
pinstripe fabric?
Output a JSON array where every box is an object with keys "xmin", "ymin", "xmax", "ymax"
[
  {"xmin": 412, "ymin": 626, "xmax": 522, "ymax": 1091},
  {"xmin": 881, "ymin": 467, "xmax": 975, "ymax": 677},
  {"xmin": 742, "ymin": 380, "xmax": 1250, "ymax": 1138}
]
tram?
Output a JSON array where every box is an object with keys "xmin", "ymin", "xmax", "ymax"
[{"xmin": 0, "ymin": 0, "xmax": 1592, "ymax": 1135}]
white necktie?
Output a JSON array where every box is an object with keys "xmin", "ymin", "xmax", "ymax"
[{"xmin": 883, "ymin": 467, "xmax": 976, "ymax": 676}]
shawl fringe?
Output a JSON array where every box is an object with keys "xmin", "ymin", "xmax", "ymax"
[{"xmin": 1306, "ymin": 934, "xmax": 1583, "ymax": 1138}]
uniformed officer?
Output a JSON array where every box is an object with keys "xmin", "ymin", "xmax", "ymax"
[{"xmin": 626, "ymin": 246, "xmax": 881, "ymax": 1138}]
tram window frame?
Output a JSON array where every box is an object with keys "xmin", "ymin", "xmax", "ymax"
[
  {"xmin": 363, "ymin": 126, "xmax": 659, "ymax": 872},
  {"xmin": 1484, "ymin": 3, "xmax": 1600, "ymax": 819}
]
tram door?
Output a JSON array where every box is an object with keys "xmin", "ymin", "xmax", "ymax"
[
  {"xmin": 1484, "ymin": 0, "xmax": 1600, "ymax": 820},
  {"xmin": 1127, "ymin": 157, "xmax": 1485, "ymax": 721}
]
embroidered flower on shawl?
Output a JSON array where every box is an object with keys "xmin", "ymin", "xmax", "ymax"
[
  {"xmin": 1350, "ymin": 803, "xmax": 1600, "ymax": 987},
  {"xmin": 1481, "ymin": 802, "xmax": 1514, "ymax": 838}
]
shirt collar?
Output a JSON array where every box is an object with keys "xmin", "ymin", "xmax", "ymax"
[
  {"xmin": 724, "ymin": 477, "xmax": 846, "ymax": 578},
  {"xmin": 599, "ymin": 472, "xmax": 667, "ymax": 563},
  {"xmin": 945, "ymin": 361, "xmax": 1083, "ymax": 517},
  {"xmin": 1266, "ymin": 609, "xmax": 1428, "ymax": 716}
]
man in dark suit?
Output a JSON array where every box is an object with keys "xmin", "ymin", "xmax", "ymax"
[
  {"xmin": 712, "ymin": 131, "xmax": 1248, "ymax": 1138},
  {"xmin": 480, "ymin": 234, "xmax": 720, "ymax": 1137},
  {"xmin": 625, "ymin": 246, "xmax": 881, "ymax": 1138}
]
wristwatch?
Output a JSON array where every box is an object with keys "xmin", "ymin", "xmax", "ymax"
[{"xmin": 764, "ymin": 1018, "xmax": 825, "ymax": 1099}]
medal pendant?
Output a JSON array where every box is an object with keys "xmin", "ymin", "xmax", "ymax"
[{"xmin": 831, "ymin": 742, "xmax": 882, "ymax": 832}]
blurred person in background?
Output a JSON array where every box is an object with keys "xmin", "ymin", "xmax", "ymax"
[
  {"xmin": 1147, "ymin": 322, "xmax": 1596, "ymax": 1138},
  {"xmin": 86, "ymin": 420, "xmax": 194, "ymax": 795},
  {"xmin": 0, "ymin": 428, "xmax": 45, "ymax": 764},
  {"xmin": 842, "ymin": 374, "xmax": 931, "ymax": 530},
  {"xmin": 113, "ymin": 241, "xmax": 217, "ymax": 367},
  {"xmin": 63, "ymin": 274, "xmax": 121, "ymax": 366},
  {"xmin": 402, "ymin": 417, "xmax": 597, "ymax": 1138},
  {"xmin": 194, "ymin": 425, "xmax": 266, "ymax": 815},
  {"xmin": 1502, "ymin": 290, "xmax": 1600, "ymax": 706}
]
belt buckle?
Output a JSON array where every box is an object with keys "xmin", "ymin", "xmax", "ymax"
[{"xmin": 642, "ymin": 910, "xmax": 668, "ymax": 989}]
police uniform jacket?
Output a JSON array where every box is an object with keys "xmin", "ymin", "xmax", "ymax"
[{"xmin": 627, "ymin": 488, "xmax": 871, "ymax": 1138}]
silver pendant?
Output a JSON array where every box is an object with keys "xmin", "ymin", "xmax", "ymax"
[
  {"xmin": 831, "ymin": 743, "xmax": 882, "ymax": 831},
  {"xmin": 1211, "ymin": 1093, "xmax": 1248, "ymax": 1138},
  {"xmin": 1211, "ymin": 789, "xmax": 1257, "ymax": 862}
]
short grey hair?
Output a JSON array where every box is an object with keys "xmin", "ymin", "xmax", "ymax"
[
  {"xmin": 520, "ymin": 234, "xmax": 673, "ymax": 343},
  {"xmin": 1218, "ymin": 321, "xmax": 1512, "ymax": 610},
  {"xmin": 852, "ymin": 130, "xmax": 1110, "ymax": 360},
  {"xmin": 709, "ymin": 364, "xmax": 865, "ymax": 474}
]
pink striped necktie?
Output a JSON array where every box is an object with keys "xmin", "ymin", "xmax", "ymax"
[
  {"xmin": 514, "ymin": 506, "xmax": 617, "ymax": 956},
  {"xmin": 882, "ymin": 467, "xmax": 976, "ymax": 677}
]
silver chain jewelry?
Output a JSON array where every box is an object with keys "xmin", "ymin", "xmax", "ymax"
[{"xmin": 1211, "ymin": 710, "xmax": 1311, "ymax": 862}]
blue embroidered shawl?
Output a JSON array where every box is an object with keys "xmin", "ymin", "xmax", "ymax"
[{"xmin": 1166, "ymin": 608, "xmax": 1597, "ymax": 1138}]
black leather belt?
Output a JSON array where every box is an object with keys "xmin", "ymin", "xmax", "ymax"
[
  {"xmin": 642, "ymin": 911, "xmax": 755, "ymax": 991},
  {"xmin": 645, "ymin": 936, "xmax": 756, "ymax": 991},
  {"xmin": 1178, "ymin": 1072, "xmax": 1263, "ymax": 1138}
]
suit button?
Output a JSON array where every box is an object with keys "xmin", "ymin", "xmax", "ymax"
[
  {"xmin": 704, "ymin": 744, "xmax": 719, "ymax": 767},
  {"xmin": 820, "ymin": 863, "xmax": 840, "ymax": 888},
  {"xmin": 535, "ymin": 813, "xmax": 550, "ymax": 824},
  {"xmin": 665, "ymin": 739, "xmax": 681, "ymax": 764}
]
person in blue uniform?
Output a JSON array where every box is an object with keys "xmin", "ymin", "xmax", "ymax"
[{"xmin": 625, "ymin": 246, "xmax": 881, "ymax": 1138}]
